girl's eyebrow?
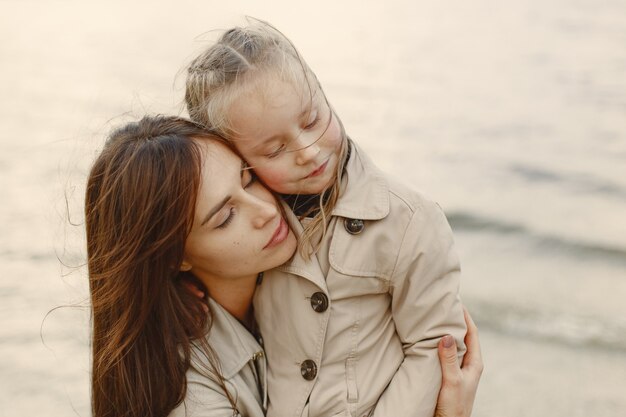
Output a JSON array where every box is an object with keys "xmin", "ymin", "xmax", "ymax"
[{"xmin": 252, "ymin": 134, "xmax": 281, "ymax": 151}]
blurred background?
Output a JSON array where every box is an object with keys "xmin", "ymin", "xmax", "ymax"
[{"xmin": 1, "ymin": 0, "xmax": 625, "ymax": 415}]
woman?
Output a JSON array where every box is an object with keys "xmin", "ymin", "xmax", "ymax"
[{"xmin": 85, "ymin": 115, "xmax": 482, "ymax": 417}]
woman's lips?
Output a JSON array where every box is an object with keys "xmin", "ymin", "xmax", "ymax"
[
  {"xmin": 264, "ymin": 217, "xmax": 289, "ymax": 249},
  {"xmin": 306, "ymin": 159, "xmax": 329, "ymax": 178}
]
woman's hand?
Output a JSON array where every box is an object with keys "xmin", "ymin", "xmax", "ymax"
[{"xmin": 435, "ymin": 307, "xmax": 484, "ymax": 417}]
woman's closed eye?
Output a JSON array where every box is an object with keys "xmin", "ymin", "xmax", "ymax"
[
  {"xmin": 215, "ymin": 169, "xmax": 260, "ymax": 229},
  {"xmin": 216, "ymin": 207, "xmax": 235, "ymax": 229},
  {"xmin": 216, "ymin": 174, "xmax": 255, "ymax": 230}
]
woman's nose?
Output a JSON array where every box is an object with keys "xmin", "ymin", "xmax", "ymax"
[{"xmin": 251, "ymin": 196, "xmax": 278, "ymax": 229}]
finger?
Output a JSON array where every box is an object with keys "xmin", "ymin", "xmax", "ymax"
[
  {"xmin": 461, "ymin": 308, "xmax": 484, "ymax": 373},
  {"xmin": 463, "ymin": 306, "xmax": 477, "ymax": 333},
  {"xmin": 438, "ymin": 335, "xmax": 461, "ymax": 381},
  {"xmin": 181, "ymin": 280, "xmax": 205, "ymax": 298}
]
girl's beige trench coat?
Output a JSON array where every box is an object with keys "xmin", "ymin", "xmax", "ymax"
[
  {"xmin": 170, "ymin": 142, "xmax": 466, "ymax": 417},
  {"xmin": 254, "ymin": 142, "xmax": 467, "ymax": 417}
]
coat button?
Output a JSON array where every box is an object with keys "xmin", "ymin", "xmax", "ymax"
[
  {"xmin": 310, "ymin": 292, "xmax": 329, "ymax": 313},
  {"xmin": 344, "ymin": 218, "xmax": 365, "ymax": 235},
  {"xmin": 300, "ymin": 359, "xmax": 318, "ymax": 380}
]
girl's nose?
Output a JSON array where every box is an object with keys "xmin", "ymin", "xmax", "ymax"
[
  {"xmin": 251, "ymin": 196, "xmax": 278, "ymax": 229},
  {"xmin": 295, "ymin": 139, "xmax": 320, "ymax": 165}
]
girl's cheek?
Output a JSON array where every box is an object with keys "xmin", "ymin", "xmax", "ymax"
[
  {"xmin": 256, "ymin": 166, "xmax": 291, "ymax": 190},
  {"xmin": 325, "ymin": 116, "xmax": 343, "ymax": 148}
]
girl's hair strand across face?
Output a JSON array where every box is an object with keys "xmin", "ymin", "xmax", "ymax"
[{"xmin": 185, "ymin": 19, "xmax": 350, "ymax": 259}]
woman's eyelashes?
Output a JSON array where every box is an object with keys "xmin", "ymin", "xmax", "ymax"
[
  {"xmin": 216, "ymin": 207, "xmax": 235, "ymax": 229},
  {"xmin": 215, "ymin": 171, "xmax": 258, "ymax": 230}
]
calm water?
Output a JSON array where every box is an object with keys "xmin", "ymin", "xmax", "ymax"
[{"xmin": 1, "ymin": 0, "xmax": 625, "ymax": 415}]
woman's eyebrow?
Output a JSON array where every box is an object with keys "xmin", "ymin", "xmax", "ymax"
[
  {"xmin": 200, "ymin": 160, "xmax": 245, "ymax": 226},
  {"xmin": 201, "ymin": 196, "xmax": 230, "ymax": 226}
]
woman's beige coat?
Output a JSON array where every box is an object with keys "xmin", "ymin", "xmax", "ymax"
[
  {"xmin": 254, "ymin": 142, "xmax": 467, "ymax": 417},
  {"xmin": 169, "ymin": 299, "xmax": 267, "ymax": 417}
]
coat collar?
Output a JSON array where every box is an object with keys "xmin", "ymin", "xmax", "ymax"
[
  {"xmin": 275, "ymin": 205, "xmax": 328, "ymax": 291},
  {"xmin": 204, "ymin": 298, "xmax": 264, "ymax": 380},
  {"xmin": 331, "ymin": 140, "xmax": 390, "ymax": 220},
  {"xmin": 272, "ymin": 140, "xmax": 389, "ymax": 291}
]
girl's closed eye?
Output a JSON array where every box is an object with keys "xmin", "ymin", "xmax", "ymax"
[
  {"xmin": 304, "ymin": 113, "xmax": 320, "ymax": 130},
  {"xmin": 266, "ymin": 144, "xmax": 285, "ymax": 159}
]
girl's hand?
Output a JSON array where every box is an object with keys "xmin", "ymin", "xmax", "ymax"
[
  {"xmin": 181, "ymin": 278, "xmax": 209, "ymax": 314},
  {"xmin": 435, "ymin": 307, "xmax": 484, "ymax": 417}
]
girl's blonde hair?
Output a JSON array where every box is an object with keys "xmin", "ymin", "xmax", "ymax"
[{"xmin": 185, "ymin": 19, "xmax": 349, "ymax": 259}]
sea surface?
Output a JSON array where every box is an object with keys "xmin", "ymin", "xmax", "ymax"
[{"xmin": 1, "ymin": 0, "xmax": 625, "ymax": 416}]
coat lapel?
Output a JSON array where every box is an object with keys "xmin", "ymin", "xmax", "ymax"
[
  {"xmin": 331, "ymin": 140, "xmax": 390, "ymax": 221},
  {"xmin": 275, "ymin": 201, "xmax": 329, "ymax": 292}
]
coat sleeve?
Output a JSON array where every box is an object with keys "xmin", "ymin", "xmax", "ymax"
[
  {"xmin": 370, "ymin": 200, "xmax": 467, "ymax": 417},
  {"xmin": 168, "ymin": 379, "xmax": 241, "ymax": 417}
]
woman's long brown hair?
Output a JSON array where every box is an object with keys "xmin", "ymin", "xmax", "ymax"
[{"xmin": 85, "ymin": 115, "xmax": 233, "ymax": 417}]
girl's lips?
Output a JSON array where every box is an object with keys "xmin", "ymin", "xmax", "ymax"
[
  {"xmin": 306, "ymin": 159, "xmax": 329, "ymax": 178},
  {"xmin": 264, "ymin": 217, "xmax": 289, "ymax": 249}
]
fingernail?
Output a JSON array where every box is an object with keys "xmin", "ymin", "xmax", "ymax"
[{"xmin": 442, "ymin": 335, "xmax": 454, "ymax": 348}]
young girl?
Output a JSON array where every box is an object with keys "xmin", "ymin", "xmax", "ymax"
[{"xmin": 185, "ymin": 21, "xmax": 467, "ymax": 417}]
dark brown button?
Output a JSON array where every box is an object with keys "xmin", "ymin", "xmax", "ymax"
[
  {"xmin": 344, "ymin": 218, "xmax": 365, "ymax": 235},
  {"xmin": 310, "ymin": 292, "xmax": 329, "ymax": 313},
  {"xmin": 300, "ymin": 359, "xmax": 318, "ymax": 380}
]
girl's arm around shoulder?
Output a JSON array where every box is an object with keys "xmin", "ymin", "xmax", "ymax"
[
  {"xmin": 392, "ymin": 197, "xmax": 466, "ymax": 349},
  {"xmin": 385, "ymin": 192, "xmax": 466, "ymax": 351},
  {"xmin": 371, "ymin": 197, "xmax": 467, "ymax": 417}
]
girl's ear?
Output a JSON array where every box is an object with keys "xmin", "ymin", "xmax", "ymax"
[{"xmin": 180, "ymin": 259, "xmax": 192, "ymax": 272}]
